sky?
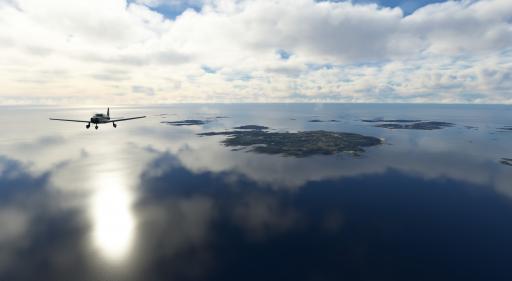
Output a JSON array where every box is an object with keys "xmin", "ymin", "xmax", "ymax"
[{"xmin": 0, "ymin": 0, "xmax": 511, "ymax": 105}]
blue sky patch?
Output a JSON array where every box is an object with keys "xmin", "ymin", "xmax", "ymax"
[
  {"xmin": 318, "ymin": 0, "xmax": 448, "ymax": 15},
  {"xmin": 202, "ymin": 65, "xmax": 219, "ymax": 74},
  {"xmin": 307, "ymin": 63, "xmax": 335, "ymax": 71},
  {"xmin": 277, "ymin": 49, "xmax": 292, "ymax": 60},
  {"xmin": 134, "ymin": 0, "xmax": 451, "ymax": 20},
  {"xmin": 128, "ymin": 0, "xmax": 201, "ymax": 20}
]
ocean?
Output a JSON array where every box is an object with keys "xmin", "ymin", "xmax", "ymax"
[{"xmin": 0, "ymin": 103, "xmax": 511, "ymax": 280}]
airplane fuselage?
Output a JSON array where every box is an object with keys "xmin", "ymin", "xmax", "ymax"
[
  {"xmin": 88, "ymin": 113, "xmax": 117, "ymax": 128},
  {"xmin": 90, "ymin": 114, "xmax": 110, "ymax": 124}
]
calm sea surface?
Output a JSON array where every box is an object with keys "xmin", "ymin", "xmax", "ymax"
[{"xmin": 0, "ymin": 104, "xmax": 511, "ymax": 281}]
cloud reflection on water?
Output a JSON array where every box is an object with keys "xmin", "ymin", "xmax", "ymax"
[{"xmin": 134, "ymin": 152, "xmax": 512, "ymax": 281}]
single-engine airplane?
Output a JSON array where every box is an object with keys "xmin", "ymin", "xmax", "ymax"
[{"xmin": 49, "ymin": 108, "xmax": 145, "ymax": 129}]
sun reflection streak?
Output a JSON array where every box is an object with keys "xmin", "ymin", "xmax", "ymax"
[{"xmin": 91, "ymin": 174, "xmax": 135, "ymax": 262}]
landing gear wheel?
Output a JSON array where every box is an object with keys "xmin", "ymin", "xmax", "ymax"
[
  {"xmin": 113, "ymin": 123, "xmax": 117, "ymax": 128},
  {"xmin": 86, "ymin": 124, "xmax": 90, "ymax": 129},
  {"xmin": 95, "ymin": 125, "xmax": 98, "ymax": 130}
]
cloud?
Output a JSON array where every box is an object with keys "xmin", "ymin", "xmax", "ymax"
[
  {"xmin": 91, "ymin": 69, "xmax": 131, "ymax": 81},
  {"xmin": 132, "ymin": 85, "xmax": 155, "ymax": 96},
  {"xmin": 0, "ymin": 0, "xmax": 511, "ymax": 104}
]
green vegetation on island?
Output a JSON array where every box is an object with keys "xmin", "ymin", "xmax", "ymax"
[
  {"xmin": 233, "ymin": 125, "xmax": 269, "ymax": 130},
  {"xmin": 309, "ymin": 119, "xmax": 340, "ymax": 123},
  {"xmin": 361, "ymin": 119, "xmax": 455, "ymax": 130},
  {"xmin": 362, "ymin": 119, "xmax": 422, "ymax": 123},
  {"xmin": 375, "ymin": 121, "xmax": 454, "ymax": 130},
  {"xmin": 162, "ymin": 120, "xmax": 208, "ymax": 126},
  {"xmin": 199, "ymin": 127, "xmax": 382, "ymax": 157}
]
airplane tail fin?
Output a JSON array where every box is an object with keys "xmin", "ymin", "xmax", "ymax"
[{"xmin": 107, "ymin": 107, "xmax": 110, "ymax": 117}]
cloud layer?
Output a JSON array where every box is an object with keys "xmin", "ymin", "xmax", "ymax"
[{"xmin": 0, "ymin": 0, "xmax": 511, "ymax": 104}]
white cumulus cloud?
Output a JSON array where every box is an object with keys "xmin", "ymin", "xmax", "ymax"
[{"xmin": 0, "ymin": 0, "xmax": 510, "ymax": 104}]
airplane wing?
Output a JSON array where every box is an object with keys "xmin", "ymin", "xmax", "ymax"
[
  {"xmin": 49, "ymin": 118, "xmax": 90, "ymax": 123},
  {"xmin": 109, "ymin": 116, "xmax": 146, "ymax": 122}
]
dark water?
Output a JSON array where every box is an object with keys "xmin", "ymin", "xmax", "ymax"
[{"xmin": 0, "ymin": 104, "xmax": 511, "ymax": 281}]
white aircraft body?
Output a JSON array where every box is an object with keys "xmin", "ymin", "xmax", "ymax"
[{"xmin": 50, "ymin": 108, "xmax": 145, "ymax": 129}]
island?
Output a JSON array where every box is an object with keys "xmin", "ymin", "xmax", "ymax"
[
  {"xmin": 362, "ymin": 119, "xmax": 422, "ymax": 123},
  {"xmin": 498, "ymin": 126, "xmax": 512, "ymax": 131},
  {"xmin": 465, "ymin": 125, "xmax": 479, "ymax": 130},
  {"xmin": 233, "ymin": 125, "xmax": 269, "ymax": 130},
  {"xmin": 199, "ymin": 128, "xmax": 382, "ymax": 157},
  {"xmin": 309, "ymin": 119, "xmax": 339, "ymax": 123},
  {"xmin": 375, "ymin": 121, "xmax": 454, "ymax": 130},
  {"xmin": 501, "ymin": 158, "xmax": 512, "ymax": 166},
  {"xmin": 162, "ymin": 120, "xmax": 208, "ymax": 126}
]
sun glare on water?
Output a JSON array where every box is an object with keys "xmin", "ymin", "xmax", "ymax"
[{"xmin": 91, "ymin": 175, "xmax": 135, "ymax": 262}]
